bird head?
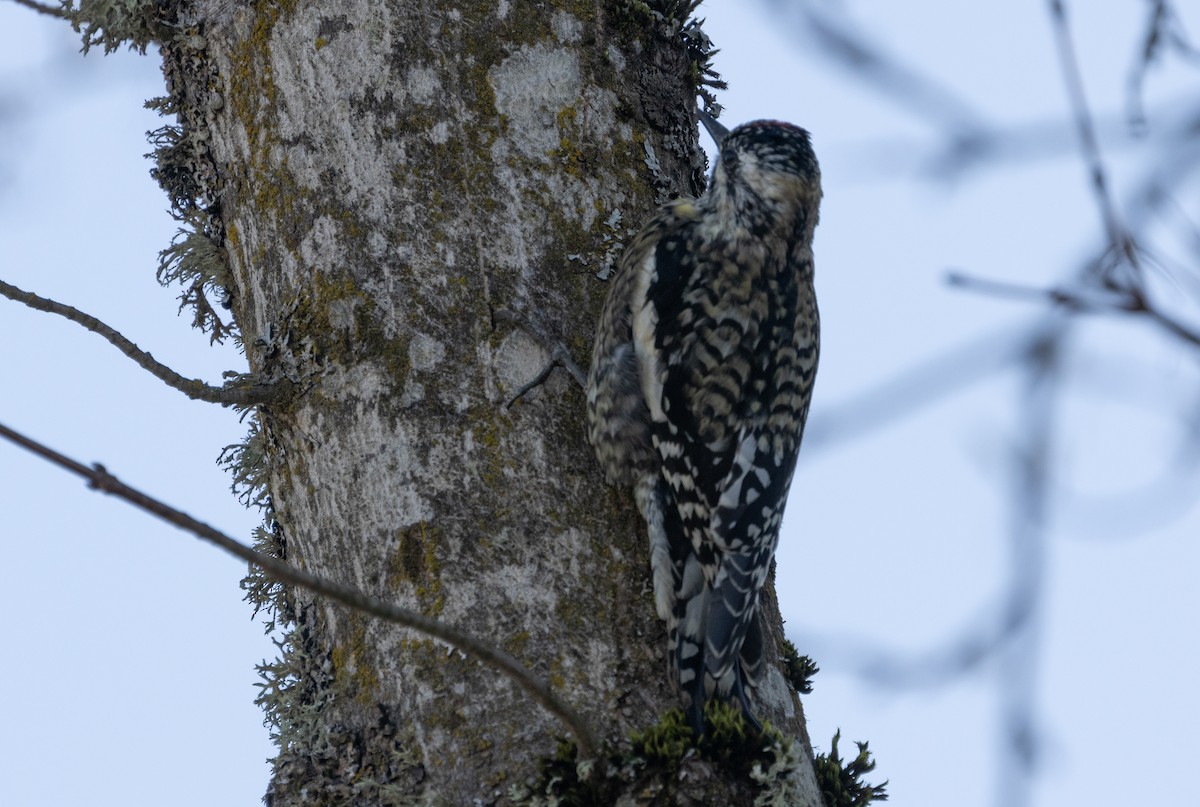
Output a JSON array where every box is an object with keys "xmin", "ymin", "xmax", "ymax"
[{"xmin": 699, "ymin": 113, "xmax": 822, "ymax": 239}]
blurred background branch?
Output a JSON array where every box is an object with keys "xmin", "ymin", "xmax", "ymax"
[
  {"xmin": 779, "ymin": 1, "xmax": 1200, "ymax": 804},
  {"xmin": 10, "ymin": 0, "xmax": 66, "ymax": 18}
]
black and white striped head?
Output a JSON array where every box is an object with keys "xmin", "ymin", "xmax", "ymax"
[{"xmin": 699, "ymin": 112, "xmax": 822, "ymax": 237}]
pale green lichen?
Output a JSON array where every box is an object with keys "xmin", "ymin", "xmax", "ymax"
[
  {"xmin": 240, "ymin": 521, "xmax": 286, "ymax": 631},
  {"xmin": 64, "ymin": 0, "xmax": 165, "ymax": 54},
  {"xmin": 255, "ymin": 604, "xmax": 425, "ymax": 806},
  {"xmin": 219, "ymin": 417, "xmax": 272, "ymax": 510},
  {"xmin": 157, "ymin": 227, "xmax": 237, "ymax": 344}
]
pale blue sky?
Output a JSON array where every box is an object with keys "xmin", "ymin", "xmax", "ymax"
[{"xmin": 1, "ymin": 2, "xmax": 1197, "ymax": 805}]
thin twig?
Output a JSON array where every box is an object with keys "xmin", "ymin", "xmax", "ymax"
[
  {"xmin": 503, "ymin": 344, "xmax": 587, "ymax": 407},
  {"xmin": 1127, "ymin": 1, "xmax": 1200, "ymax": 127},
  {"xmin": 1047, "ymin": 0, "xmax": 1142, "ymax": 274},
  {"xmin": 791, "ymin": 3, "xmax": 986, "ymax": 134},
  {"xmin": 1139, "ymin": 301, "xmax": 1200, "ymax": 349},
  {"xmin": 493, "ymin": 308, "xmax": 587, "ymax": 405},
  {"xmin": 994, "ymin": 320, "xmax": 1060, "ymax": 807},
  {"xmin": 1126, "ymin": 0, "xmax": 1171, "ymax": 128},
  {"xmin": 797, "ymin": 319, "xmax": 1063, "ymax": 704},
  {"xmin": 0, "ymin": 420, "xmax": 599, "ymax": 758},
  {"xmin": 947, "ymin": 270, "xmax": 1200, "ymax": 348},
  {"xmin": 9, "ymin": 0, "xmax": 67, "ymax": 18},
  {"xmin": 0, "ymin": 279, "xmax": 285, "ymax": 407},
  {"xmin": 802, "ymin": 324, "xmax": 1033, "ymax": 455},
  {"xmin": 946, "ymin": 271, "xmax": 1133, "ymax": 311}
]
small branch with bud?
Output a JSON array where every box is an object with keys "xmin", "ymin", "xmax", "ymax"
[
  {"xmin": 0, "ymin": 279, "xmax": 289, "ymax": 407},
  {"xmin": 0, "ymin": 419, "xmax": 600, "ymax": 759}
]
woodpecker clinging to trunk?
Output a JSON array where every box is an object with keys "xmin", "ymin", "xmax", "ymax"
[{"xmin": 587, "ymin": 111, "xmax": 821, "ymax": 733}]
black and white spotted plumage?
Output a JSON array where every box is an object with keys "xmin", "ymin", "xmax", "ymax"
[{"xmin": 587, "ymin": 114, "xmax": 821, "ymax": 732}]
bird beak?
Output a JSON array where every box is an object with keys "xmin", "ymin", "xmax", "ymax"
[{"xmin": 698, "ymin": 109, "xmax": 730, "ymax": 149}]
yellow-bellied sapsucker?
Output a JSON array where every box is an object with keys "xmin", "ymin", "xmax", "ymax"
[{"xmin": 587, "ymin": 112, "xmax": 821, "ymax": 732}]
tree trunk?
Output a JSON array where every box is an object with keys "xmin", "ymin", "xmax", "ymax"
[{"xmin": 164, "ymin": 0, "xmax": 821, "ymax": 802}]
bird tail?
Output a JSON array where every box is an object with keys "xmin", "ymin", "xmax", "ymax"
[
  {"xmin": 704, "ymin": 545, "xmax": 770, "ymax": 700},
  {"xmin": 671, "ymin": 550, "xmax": 769, "ymax": 731},
  {"xmin": 644, "ymin": 475, "xmax": 771, "ymax": 728}
]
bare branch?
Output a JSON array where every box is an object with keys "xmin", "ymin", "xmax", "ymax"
[
  {"xmin": 9, "ymin": 0, "xmax": 67, "ymax": 18},
  {"xmin": 1047, "ymin": 0, "xmax": 1142, "ymax": 275},
  {"xmin": 0, "ymin": 420, "xmax": 600, "ymax": 759},
  {"xmin": 1127, "ymin": 1, "xmax": 1200, "ymax": 128},
  {"xmin": 947, "ymin": 270, "xmax": 1200, "ymax": 349},
  {"xmin": 0, "ymin": 279, "xmax": 287, "ymax": 407},
  {"xmin": 493, "ymin": 307, "xmax": 588, "ymax": 405},
  {"xmin": 797, "ymin": 320, "xmax": 1063, "ymax": 719},
  {"xmin": 805, "ymin": 580, "xmax": 1039, "ymax": 690},
  {"xmin": 1137, "ymin": 297, "xmax": 1200, "ymax": 349},
  {"xmin": 802, "ymin": 325, "xmax": 1033, "ymax": 455},
  {"xmin": 945, "ymin": 271, "xmax": 1136, "ymax": 311},
  {"xmin": 1127, "ymin": 1, "xmax": 1172, "ymax": 128},
  {"xmin": 786, "ymin": 3, "xmax": 986, "ymax": 134},
  {"xmin": 503, "ymin": 343, "xmax": 586, "ymax": 407}
]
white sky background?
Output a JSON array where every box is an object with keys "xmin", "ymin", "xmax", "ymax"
[{"xmin": 1, "ymin": 2, "xmax": 1198, "ymax": 806}]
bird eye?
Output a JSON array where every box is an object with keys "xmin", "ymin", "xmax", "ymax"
[{"xmin": 721, "ymin": 148, "xmax": 738, "ymax": 171}]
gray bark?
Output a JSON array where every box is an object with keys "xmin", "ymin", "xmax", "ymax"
[{"xmin": 174, "ymin": 0, "xmax": 820, "ymax": 802}]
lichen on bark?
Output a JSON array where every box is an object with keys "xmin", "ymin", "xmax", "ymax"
[{"xmin": 71, "ymin": 0, "xmax": 827, "ymax": 801}]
